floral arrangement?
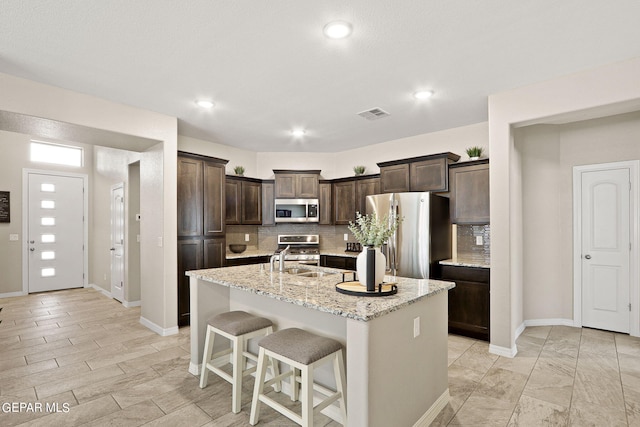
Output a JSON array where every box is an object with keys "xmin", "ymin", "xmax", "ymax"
[{"xmin": 348, "ymin": 211, "xmax": 401, "ymax": 247}]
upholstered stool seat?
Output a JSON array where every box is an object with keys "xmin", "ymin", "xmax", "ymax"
[
  {"xmin": 200, "ymin": 311, "xmax": 279, "ymax": 414},
  {"xmin": 250, "ymin": 328, "xmax": 347, "ymax": 426}
]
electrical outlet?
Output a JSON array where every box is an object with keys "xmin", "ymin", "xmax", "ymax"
[
  {"xmin": 344, "ymin": 233, "xmax": 349, "ymax": 241},
  {"xmin": 245, "ymin": 234, "xmax": 250, "ymax": 242},
  {"xmin": 413, "ymin": 317, "xmax": 420, "ymax": 338},
  {"xmin": 475, "ymin": 235, "xmax": 483, "ymax": 245}
]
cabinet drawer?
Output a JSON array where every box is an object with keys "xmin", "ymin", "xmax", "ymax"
[{"xmin": 441, "ymin": 265, "xmax": 490, "ymax": 283}]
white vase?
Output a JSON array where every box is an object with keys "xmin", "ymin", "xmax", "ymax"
[{"xmin": 356, "ymin": 246, "xmax": 386, "ymax": 289}]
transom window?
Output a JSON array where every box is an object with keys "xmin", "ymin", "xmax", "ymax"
[{"xmin": 30, "ymin": 140, "xmax": 83, "ymax": 167}]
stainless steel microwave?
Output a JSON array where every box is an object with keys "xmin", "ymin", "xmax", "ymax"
[{"xmin": 274, "ymin": 199, "xmax": 319, "ymax": 223}]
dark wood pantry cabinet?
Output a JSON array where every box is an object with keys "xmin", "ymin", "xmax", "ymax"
[{"xmin": 177, "ymin": 152, "xmax": 227, "ymax": 327}]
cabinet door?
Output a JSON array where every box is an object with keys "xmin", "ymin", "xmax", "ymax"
[
  {"xmin": 333, "ymin": 180, "xmax": 356, "ymax": 225},
  {"xmin": 242, "ymin": 181, "xmax": 262, "ymax": 224},
  {"xmin": 204, "ymin": 238, "xmax": 225, "ymax": 268},
  {"xmin": 410, "ymin": 157, "xmax": 448, "ymax": 192},
  {"xmin": 275, "ymin": 174, "xmax": 296, "ymax": 198},
  {"xmin": 225, "ymin": 178, "xmax": 241, "ymax": 225},
  {"xmin": 380, "ymin": 164, "xmax": 410, "ymax": 193},
  {"xmin": 261, "ymin": 181, "xmax": 275, "ymax": 226},
  {"xmin": 356, "ymin": 178, "xmax": 380, "ymax": 216},
  {"xmin": 297, "ymin": 174, "xmax": 319, "ymax": 198},
  {"xmin": 177, "ymin": 239, "xmax": 203, "ymax": 327},
  {"xmin": 447, "ymin": 280, "xmax": 490, "ymax": 340},
  {"xmin": 319, "ymin": 182, "xmax": 333, "ymax": 225},
  {"xmin": 177, "ymin": 157, "xmax": 203, "ymax": 236},
  {"xmin": 203, "ymin": 161, "xmax": 225, "ymax": 236},
  {"xmin": 450, "ymin": 163, "xmax": 490, "ymax": 224}
]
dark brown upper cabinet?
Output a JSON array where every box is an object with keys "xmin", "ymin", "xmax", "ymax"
[
  {"xmin": 319, "ymin": 180, "xmax": 333, "ymax": 225},
  {"xmin": 225, "ymin": 176, "xmax": 262, "ymax": 225},
  {"xmin": 332, "ymin": 174, "xmax": 380, "ymax": 225},
  {"xmin": 449, "ymin": 159, "xmax": 490, "ymax": 224},
  {"xmin": 261, "ymin": 180, "xmax": 275, "ymax": 226},
  {"xmin": 378, "ymin": 152, "xmax": 460, "ymax": 193},
  {"xmin": 273, "ymin": 170, "xmax": 321, "ymax": 198}
]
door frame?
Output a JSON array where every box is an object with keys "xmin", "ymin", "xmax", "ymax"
[
  {"xmin": 111, "ymin": 182, "xmax": 125, "ymax": 302},
  {"xmin": 572, "ymin": 160, "xmax": 639, "ymax": 337},
  {"xmin": 22, "ymin": 169, "xmax": 89, "ymax": 294}
]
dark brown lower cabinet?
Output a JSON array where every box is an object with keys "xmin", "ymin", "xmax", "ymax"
[
  {"xmin": 320, "ymin": 255, "xmax": 356, "ymax": 270},
  {"xmin": 177, "ymin": 237, "xmax": 225, "ymax": 327},
  {"xmin": 226, "ymin": 255, "xmax": 270, "ymax": 267},
  {"xmin": 440, "ymin": 264, "xmax": 490, "ymax": 341}
]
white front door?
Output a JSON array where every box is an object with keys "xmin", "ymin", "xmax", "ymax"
[
  {"xmin": 27, "ymin": 172, "xmax": 85, "ymax": 293},
  {"xmin": 111, "ymin": 183, "xmax": 125, "ymax": 302},
  {"xmin": 581, "ymin": 167, "xmax": 631, "ymax": 333}
]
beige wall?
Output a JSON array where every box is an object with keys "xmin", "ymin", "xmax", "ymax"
[
  {"xmin": 489, "ymin": 57, "xmax": 640, "ymax": 355},
  {"xmin": 0, "ymin": 72, "xmax": 178, "ymax": 333},
  {"xmin": 517, "ymin": 111, "xmax": 640, "ymax": 322}
]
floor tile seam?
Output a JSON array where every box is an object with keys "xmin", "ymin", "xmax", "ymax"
[
  {"xmin": 566, "ymin": 329, "xmax": 586, "ymax": 421},
  {"xmin": 614, "ymin": 335, "xmax": 632, "ymax": 427}
]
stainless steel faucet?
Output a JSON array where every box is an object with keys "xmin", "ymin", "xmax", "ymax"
[{"xmin": 270, "ymin": 245, "xmax": 290, "ymax": 272}]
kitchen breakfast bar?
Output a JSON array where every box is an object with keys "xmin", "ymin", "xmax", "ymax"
[{"xmin": 187, "ymin": 264, "xmax": 454, "ymax": 427}]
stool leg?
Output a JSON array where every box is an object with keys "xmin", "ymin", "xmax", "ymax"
[
  {"xmin": 301, "ymin": 364, "xmax": 313, "ymax": 427},
  {"xmin": 249, "ymin": 347, "xmax": 268, "ymax": 426},
  {"xmin": 334, "ymin": 351, "xmax": 348, "ymax": 426},
  {"xmin": 269, "ymin": 355, "xmax": 282, "ymax": 393},
  {"xmin": 199, "ymin": 325, "xmax": 215, "ymax": 388},
  {"xmin": 291, "ymin": 367, "xmax": 300, "ymax": 401},
  {"xmin": 231, "ymin": 335, "xmax": 243, "ymax": 413}
]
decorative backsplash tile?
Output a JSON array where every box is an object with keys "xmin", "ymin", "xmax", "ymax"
[{"xmin": 456, "ymin": 224, "xmax": 491, "ymax": 264}]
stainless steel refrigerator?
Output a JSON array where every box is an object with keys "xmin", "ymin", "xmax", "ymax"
[{"xmin": 366, "ymin": 192, "xmax": 451, "ymax": 279}]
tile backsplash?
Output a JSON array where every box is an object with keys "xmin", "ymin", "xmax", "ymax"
[
  {"xmin": 258, "ymin": 224, "xmax": 354, "ymax": 252},
  {"xmin": 456, "ymin": 224, "xmax": 491, "ymax": 264}
]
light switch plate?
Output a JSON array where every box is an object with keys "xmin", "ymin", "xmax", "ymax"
[
  {"xmin": 413, "ymin": 317, "xmax": 421, "ymax": 338},
  {"xmin": 9, "ymin": 234, "xmax": 19, "ymax": 241},
  {"xmin": 475, "ymin": 236, "xmax": 483, "ymax": 245},
  {"xmin": 245, "ymin": 234, "xmax": 250, "ymax": 242},
  {"xmin": 344, "ymin": 233, "xmax": 349, "ymax": 241}
]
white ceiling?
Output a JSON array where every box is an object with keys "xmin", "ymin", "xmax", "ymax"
[{"xmin": 1, "ymin": 1, "xmax": 639, "ymax": 153}]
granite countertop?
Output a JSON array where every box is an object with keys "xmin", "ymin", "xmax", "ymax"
[
  {"xmin": 321, "ymin": 251, "xmax": 359, "ymax": 258},
  {"xmin": 440, "ymin": 258, "xmax": 490, "ymax": 269},
  {"xmin": 186, "ymin": 264, "xmax": 454, "ymax": 322}
]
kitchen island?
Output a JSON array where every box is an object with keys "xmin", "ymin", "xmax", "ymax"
[{"xmin": 187, "ymin": 264, "xmax": 454, "ymax": 427}]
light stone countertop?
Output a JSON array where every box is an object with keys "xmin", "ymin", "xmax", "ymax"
[
  {"xmin": 225, "ymin": 249, "xmax": 273, "ymax": 259},
  {"xmin": 186, "ymin": 263, "xmax": 455, "ymax": 322},
  {"xmin": 440, "ymin": 258, "xmax": 490, "ymax": 269},
  {"xmin": 320, "ymin": 251, "xmax": 359, "ymax": 258}
]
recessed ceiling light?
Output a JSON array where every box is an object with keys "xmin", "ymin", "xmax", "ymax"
[
  {"xmin": 323, "ymin": 21, "xmax": 353, "ymax": 39},
  {"xmin": 291, "ymin": 129, "xmax": 306, "ymax": 137},
  {"xmin": 196, "ymin": 100, "xmax": 215, "ymax": 108},
  {"xmin": 413, "ymin": 90, "xmax": 434, "ymax": 100}
]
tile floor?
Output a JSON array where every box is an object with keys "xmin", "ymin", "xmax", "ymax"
[{"xmin": 0, "ymin": 288, "xmax": 639, "ymax": 426}]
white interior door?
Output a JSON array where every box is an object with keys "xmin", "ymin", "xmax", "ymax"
[
  {"xmin": 581, "ymin": 167, "xmax": 630, "ymax": 333},
  {"xmin": 111, "ymin": 183, "xmax": 125, "ymax": 302},
  {"xmin": 28, "ymin": 172, "xmax": 85, "ymax": 292}
]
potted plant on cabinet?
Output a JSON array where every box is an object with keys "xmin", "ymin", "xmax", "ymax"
[
  {"xmin": 233, "ymin": 166, "xmax": 245, "ymax": 176},
  {"xmin": 353, "ymin": 165, "xmax": 366, "ymax": 176},
  {"xmin": 465, "ymin": 146, "xmax": 484, "ymax": 160}
]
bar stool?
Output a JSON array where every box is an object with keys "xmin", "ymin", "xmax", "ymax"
[
  {"xmin": 249, "ymin": 328, "xmax": 347, "ymax": 427},
  {"xmin": 200, "ymin": 311, "xmax": 280, "ymax": 414}
]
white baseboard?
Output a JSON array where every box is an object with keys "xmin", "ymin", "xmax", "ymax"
[
  {"xmin": 189, "ymin": 361, "xmax": 201, "ymax": 376},
  {"xmin": 413, "ymin": 389, "xmax": 450, "ymax": 427},
  {"xmin": 86, "ymin": 283, "xmax": 111, "ymax": 298},
  {"xmin": 489, "ymin": 344, "xmax": 517, "ymax": 358},
  {"xmin": 123, "ymin": 300, "xmax": 141, "ymax": 308},
  {"xmin": 515, "ymin": 322, "xmax": 526, "ymax": 340},
  {"xmin": 139, "ymin": 316, "xmax": 179, "ymax": 336},
  {"xmin": 0, "ymin": 290, "xmax": 27, "ymax": 299},
  {"xmin": 524, "ymin": 318, "xmax": 576, "ymax": 328}
]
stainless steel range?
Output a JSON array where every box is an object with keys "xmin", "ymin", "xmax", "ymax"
[{"xmin": 274, "ymin": 234, "xmax": 320, "ymax": 265}]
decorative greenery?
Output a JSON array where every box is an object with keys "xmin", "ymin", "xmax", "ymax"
[
  {"xmin": 233, "ymin": 165, "xmax": 245, "ymax": 176},
  {"xmin": 465, "ymin": 146, "xmax": 484, "ymax": 158},
  {"xmin": 348, "ymin": 211, "xmax": 402, "ymax": 247},
  {"xmin": 353, "ymin": 165, "xmax": 366, "ymax": 176}
]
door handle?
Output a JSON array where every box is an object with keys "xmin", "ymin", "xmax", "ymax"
[
  {"xmin": 584, "ymin": 254, "xmax": 592, "ymax": 259},
  {"xmin": 110, "ymin": 248, "xmax": 116, "ymax": 251},
  {"xmin": 29, "ymin": 248, "xmax": 35, "ymax": 252}
]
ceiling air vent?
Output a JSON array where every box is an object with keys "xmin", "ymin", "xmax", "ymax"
[{"xmin": 357, "ymin": 108, "xmax": 390, "ymax": 121}]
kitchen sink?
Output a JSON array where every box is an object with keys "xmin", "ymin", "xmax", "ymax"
[{"xmin": 282, "ymin": 268, "xmax": 336, "ymax": 278}]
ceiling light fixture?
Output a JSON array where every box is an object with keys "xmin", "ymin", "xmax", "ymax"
[
  {"xmin": 413, "ymin": 90, "xmax": 434, "ymax": 100},
  {"xmin": 195, "ymin": 100, "xmax": 215, "ymax": 108},
  {"xmin": 291, "ymin": 129, "xmax": 306, "ymax": 137},
  {"xmin": 323, "ymin": 21, "xmax": 353, "ymax": 39}
]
